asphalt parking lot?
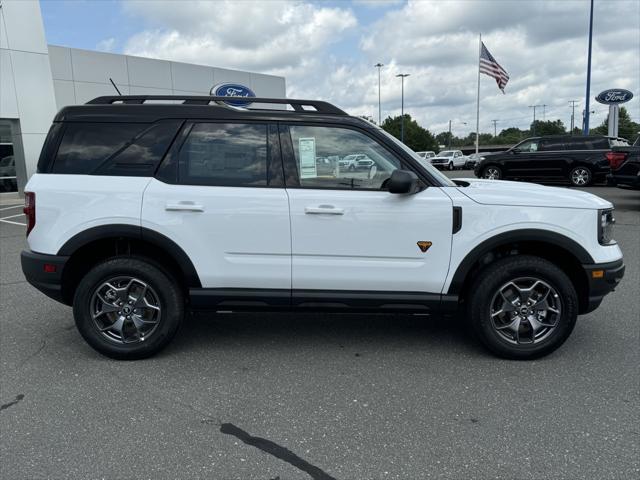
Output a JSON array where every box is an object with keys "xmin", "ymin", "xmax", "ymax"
[{"xmin": 1, "ymin": 177, "xmax": 638, "ymax": 480}]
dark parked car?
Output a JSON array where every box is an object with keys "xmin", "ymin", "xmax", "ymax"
[
  {"xmin": 474, "ymin": 135, "xmax": 629, "ymax": 186},
  {"xmin": 607, "ymin": 135, "xmax": 640, "ymax": 189}
]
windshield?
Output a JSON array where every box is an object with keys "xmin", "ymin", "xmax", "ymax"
[
  {"xmin": 374, "ymin": 127, "xmax": 456, "ymax": 186},
  {"xmin": 438, "ymin": 151, "xmax": 455, "ymax": 157}
]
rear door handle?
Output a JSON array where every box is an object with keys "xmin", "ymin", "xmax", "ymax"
[
  {"xmin": 165, "ymin": 201, "xmax": 205, "ymax": 212},
  {"xmin": 304, "ymin": 205, "xmax": 344, "ymax": 215}
]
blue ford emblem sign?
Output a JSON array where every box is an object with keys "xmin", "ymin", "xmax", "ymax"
[
  {"xmin": 211, "ymin": 83, "xmax": 256, "ymax": 107},
  {"xmin": 595, "ymin": 89, "xmax": 633, "ymax": 105}
]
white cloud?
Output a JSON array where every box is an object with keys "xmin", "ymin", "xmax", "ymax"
[
  {"xmin": 119, "ymin": 0, "xmax": 639, "ymax": 137},
  {"xmin": 123, "ymin": 1, "xmax": 357, "ymax": 72}
]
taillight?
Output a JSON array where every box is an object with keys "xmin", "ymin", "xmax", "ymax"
[
  {"xmin": 23, "ymin": 192, "xmax": 35, "ymax": 236},
  {"xmin": 605, "ymin": 151, "xmax": 627, "ymax": 170}
]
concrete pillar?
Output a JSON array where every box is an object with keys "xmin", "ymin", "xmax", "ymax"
[
  {"xmin": 0, "ymin": 0, "xmax": 57, "ymax": 192},
  {"xmin": 607, "ymin": 104, "xmax": 619, "ymax": 138}
]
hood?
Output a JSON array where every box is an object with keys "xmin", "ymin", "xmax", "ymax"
[{"xmin": 454, "ymin": 178, "xmax": 612, "ymax": 209}]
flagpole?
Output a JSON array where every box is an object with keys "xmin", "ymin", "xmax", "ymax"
[{"xmin": 475, "ymin": 33, "xmax": 481, "ymax": 155}]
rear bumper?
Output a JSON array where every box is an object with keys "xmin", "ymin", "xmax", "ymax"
[
  {"xmin": 21, "ymin": 250, "xmax": 69, "ymax": 304},
  {"xmin": 581, "ymin": 259, "xmax": 625, "ymax": 314},
  {"xmin": 607, "ymin": 173, "xmax": 640, "ymax": 188}
]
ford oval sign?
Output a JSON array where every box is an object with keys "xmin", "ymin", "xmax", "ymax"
[
  {"xmin": 595, "ymin": 89, "xmax": 633, "ymax": 105},
  {"xmin": 211, "ymin": 83, "xmax": 256, "ymax": 107}
]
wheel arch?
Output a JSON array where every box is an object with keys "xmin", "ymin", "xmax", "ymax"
[
  {"xmin": 58, "ymin": 225, "xmax": 201, "ymax": 305},
  {"xmin": 448, "ymin": 229, "xmax": 594, "ymax": 314}
]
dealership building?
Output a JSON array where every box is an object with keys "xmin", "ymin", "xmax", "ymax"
[{"xmin": 0, "ymin": 0, "xmax": 286, "ymax": 194}]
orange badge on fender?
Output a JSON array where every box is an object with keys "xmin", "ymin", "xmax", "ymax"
[{"xmin": 417, "ymin": 241, "xmax": 432, "ymax": 253}]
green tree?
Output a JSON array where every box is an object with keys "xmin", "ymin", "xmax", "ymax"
[
  {"xmin": 381, "ymin": 114, "xmax": 438, "ymax": 152},
  {"xmin": 435, "ymin": 131, "xmax": 453, "ymax": 148},
  {"xmin": 496, "ymin": 127, "xmax": 527, "ymax": 145},
  {"xmin": 590, "ymin": 106, "xmax": 640, "ymax": 141},
  {"xmin": 530, "ymin": 119, "xmax": 566, "ymax": 136}
]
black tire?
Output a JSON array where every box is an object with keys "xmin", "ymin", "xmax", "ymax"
[
  {"xmin": 448, "ymin": 162, "xmax": 454, "ymax": 171},
  {"xmin": 482, "ymin": 165, "xmax": 502, "ymax": 180},
  {"xmin": 73, "ymin": 256, "xmax": 184, "ymax": 360},
  {"xmin": 569, "ymin": 166, "xmax": 592, "ymax": 187},
  {"xmin": 467, "ymin": 255, "xmax": 578, "ymax": 360},
  {"xmin": 348, "ymin": 164, "xmax": 356, "ymax": 172}
]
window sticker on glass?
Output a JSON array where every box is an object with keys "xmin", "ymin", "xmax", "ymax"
[{"xmin": 298, "ymin": 137, "xmax": 317, "ymax": 179}]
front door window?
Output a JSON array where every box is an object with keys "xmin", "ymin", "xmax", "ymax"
[{"xmin": 287, "ymin": 125, "xmax": 402, "ymax": 190}]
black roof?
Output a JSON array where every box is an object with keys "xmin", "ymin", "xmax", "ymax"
[{"xmin": 54, "ymin": 95, "xmax": 360, "ymax": 124}]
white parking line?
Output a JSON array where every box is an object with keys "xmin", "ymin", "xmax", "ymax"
[
  {"xmin": 0, "ymin": 213, "xmax": 24, "ymax": 220},
  {"xmin": 0, "ymin": 218, "xmax": 26, "ymax": 226},
  {"xmin": 0, "ymin": 204, "xmax": 23, "ymax": 211}
]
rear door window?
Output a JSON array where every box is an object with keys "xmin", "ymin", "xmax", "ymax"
[
  {"xmin": 53, "ymin": 123, "xmax": 148, "ymax": 174},
  {"xmin": 178, "ymin": 123, "xmax": 269, "ymax": 187},
  {"xmin": 540, "ymin": 138, "xmax": 566, "ymax": 151}
]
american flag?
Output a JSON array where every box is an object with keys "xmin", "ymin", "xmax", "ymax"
[{"xmin": 480, "ymin": 42, "xmax": 509, "ymax": 93}]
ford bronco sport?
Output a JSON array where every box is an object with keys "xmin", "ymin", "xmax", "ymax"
[{"xmin": 21, "ymin": 96, "xmax": 625, "ymax": 360}]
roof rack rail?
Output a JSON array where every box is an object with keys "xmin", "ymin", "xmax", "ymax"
[{"xmin": 86, "ymin": 95, "xmax": 347, "ymax": 115}]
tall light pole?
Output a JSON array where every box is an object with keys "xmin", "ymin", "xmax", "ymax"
[
  {"xmin": 583, "ymin": 0, "xmax": 594, "ymax": 135},
  {"xmin": 491, "ymin": 119, "xmax": 498, "ymax": 138},
  {"xmin": 569, "ymin": 100, "xmax": 579, "ymax": 133},
  {"xmin": 396, "ymin": 73, "xmax": 410, "ymax": 143},
  {"xmin": 374, "ymin": 63, "xmax": 383, "ymax": 125}
]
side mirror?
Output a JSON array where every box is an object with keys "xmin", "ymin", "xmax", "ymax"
[{"xmin": 388, "ymin": 169, "xmax": 419, "ymax": 194}]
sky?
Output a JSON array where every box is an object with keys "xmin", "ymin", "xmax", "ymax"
[{"xmin": 40, "ymin": 0, "xmax": 640, "ymax": 137}]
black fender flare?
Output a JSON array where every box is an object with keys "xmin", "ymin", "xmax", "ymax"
[
  {"xmin": 58, "ymin": 224, "xmax": 201, "ymax": 288},
  {"xmin": 447, "ymin": 229, "xmax": 594, "ymax": 294}
]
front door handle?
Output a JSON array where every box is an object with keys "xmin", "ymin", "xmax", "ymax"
[
  {"xmin": 165, "ymin": 201, "xmax": 205, "ymax": 212},
  {"xmin": 304, "ymin": 205, "xmax": 344, "ymax": 215}
]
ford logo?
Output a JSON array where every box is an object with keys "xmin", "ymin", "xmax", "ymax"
[
  {"xmin": 595, "ymin": 88, "xmax": 633, "ymax": 105},
  {"xmin": 211, "ymin": 83, "xmax": 256, "ymax": 107}
]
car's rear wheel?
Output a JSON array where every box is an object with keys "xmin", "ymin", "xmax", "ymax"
[
  {"xmin": 467, "ymin": 255, "xmax": 578, "ymax": 359},
  {"xmin": 482, "ymin": 165, "xmax": 502, "ymax": 180},
  {"xmin": 73, "ymin": 257, "xmax": 184, "ymax": 360},
  {"xmin": 569, "ymin": 166, "xmax": 592, "ymax": 187}
]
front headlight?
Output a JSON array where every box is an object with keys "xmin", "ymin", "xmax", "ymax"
[{"xmin": 598, "ymin": 208, "xmax": 615, "ymax": 245}]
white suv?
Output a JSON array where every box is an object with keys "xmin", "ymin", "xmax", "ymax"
[{"xmin": 21, "ymin": 95, "xmax": 625, "ymax": 360}]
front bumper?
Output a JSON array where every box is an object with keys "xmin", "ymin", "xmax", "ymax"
[
  {"xmin": 581, "ymin": 259, "xmax": 625, "ymax": 314},
  {"xmin": 21, "ymin": 250, "xmax": 70, "ymax": 304}
]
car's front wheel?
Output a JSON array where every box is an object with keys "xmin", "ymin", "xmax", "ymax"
[
  {"xmin": 482, "ymin": 165, "xmax": 502, "ymax": 180},
  {"xmin": 73, "ymin": 257, "xmax": 184, "ymax": 360},
  {"xmin": 569, "ymin": 166, "xmax": 592, "ymax": 187},
  {"xmin": 467, "ymin": 255, "xmax": 578, "ymax": 359},
  {"xmin": 448, "ymin": 162, "xmax": 454, "ymax": 171}
]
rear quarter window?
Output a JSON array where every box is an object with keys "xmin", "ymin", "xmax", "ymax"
[
  {"xmin": 564, "ymin": 137, "xmax": 609, "ymax": 150},
  {"xmin": 52, "ymin": 123, "xmax": 149, "ymax": 174}
]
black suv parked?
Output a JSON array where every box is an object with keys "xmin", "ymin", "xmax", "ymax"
[{"xmin": 474, "ymin": 135, "xmax": 629, "ymax": 186}]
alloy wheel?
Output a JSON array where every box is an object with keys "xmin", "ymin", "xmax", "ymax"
[
  {"xmin": 484, "ymin": 167, "xmax": 500, "ymax": 179},
  {"xmin": 489, "ymin": 277, "xmax": 562, "ymax": 345},
  {"xmin": 90, "ymin": 276, "xmax": 161, "ymax": 344},
  {"xmin": 571, "ymin": 167, "xmax": 590, "ymax": 186}
]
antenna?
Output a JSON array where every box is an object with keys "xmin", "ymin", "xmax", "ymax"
[{"xmin": 109, "ymin": 78, "xmax": 122, "ymax": 96}]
